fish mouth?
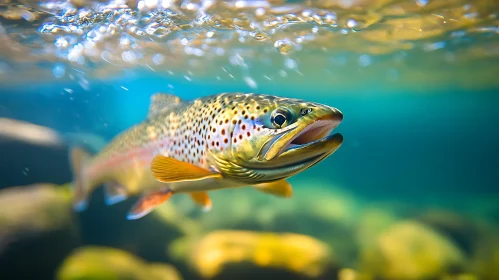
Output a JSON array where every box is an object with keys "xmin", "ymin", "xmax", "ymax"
[
  {"xmin": 256, "ymin": 109, "xmax": 344, "ymax": 169},
  {"xmin": 272, "ymin": 119, "xmax": 343, "ymax": 167},
  {"xmin": 282, "ymin": 119, "xmax": 341, "ymax": 153}
]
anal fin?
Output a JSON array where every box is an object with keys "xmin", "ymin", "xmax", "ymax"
[
  {"xmin": 104, "ymin": 182, "xmax": 128, "ymax": 206},
  {"xmin": 127, "ymin": 189, "xmax": 173, "ymax": 220},
  {"xmin": 190, "ymin": 192, "xmax": 212, "ymax": 212},
  {"xmin": 253, "ymin": 179, "xmax": 293, "ymax": 198}
]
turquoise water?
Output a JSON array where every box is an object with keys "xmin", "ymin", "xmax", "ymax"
[{"xmin": 1, "ymin": 0, "xmax": 499, "ymax": 279}]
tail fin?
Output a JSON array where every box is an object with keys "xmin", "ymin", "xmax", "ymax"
[{"xmin": 70, "ymin": 147, "xmax": 93, "ymax": 212}]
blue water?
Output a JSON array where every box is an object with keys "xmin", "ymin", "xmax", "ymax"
[
  {"xmin": 2, "ymin": 76, "xmax": 498, "ymax": 201},
  {"xmin": 1, "ymin": 0, "xmax": 499, "ymax": 279}
]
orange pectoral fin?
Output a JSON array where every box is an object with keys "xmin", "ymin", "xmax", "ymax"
[
  {"xmin": 127, "ymin": 190, "xmax": 173, "ymax": 220},
  {"xmin": 151, "ymin": 155, "xmax": 221, "ymax": 183},
  {"xmin": 253, "ymin": 179, "xmax": 293, "ymax": 198},
  {"xmin": 190, "ymin": 192, "xmax": 212, "ymax": 212}
]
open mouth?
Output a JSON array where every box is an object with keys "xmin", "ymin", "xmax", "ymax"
[{"xmin": 282, "ymin": 119, "xmax": 340, "ymax": 152}]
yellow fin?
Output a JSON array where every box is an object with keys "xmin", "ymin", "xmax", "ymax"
[
  {"xmin": 190, "ymin": 192, "xmax": 213, "ymax": 212},
  {"xmin": 151, "ymin": 155, "xmax": 221, "ymax": 183},
  {"xmin": 254, "ymin": 180, "xmax": 293, "ymax": 198}
]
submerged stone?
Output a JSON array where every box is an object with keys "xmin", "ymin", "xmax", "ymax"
[
  {"xmin": 359, "ymin": 220, "xmax": 466, "ymax": 280},
  {"xmin": 188, "ymin": 230, "xmax": 337, "ymax": 280},
  {"xmin": 57, "ymin": 246, "xmax": 182, "ymax": 280},
  {"xmin": 0, "ymin": 183, "xmax": 80, "ymax": 279}
]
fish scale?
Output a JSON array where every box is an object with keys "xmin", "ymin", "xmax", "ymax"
[{"xmin": 70, "ymin": 92, "xmax": 343, "ymax": 219}]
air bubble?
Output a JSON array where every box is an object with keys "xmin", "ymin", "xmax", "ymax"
[
  {"xmin": 416, "ymin": 0, "xmax": 429, "ymax": 7},
  {"xmin": 347, "ymin": 19, "xmax": 357, "ymax": 28},
  {"xmin": 358, "ymin": 55, "xmax": 372, "ymax": 67},
  {"xmin": 54, "ymin": 37, "xmax": 69, "ymax": 49},
  {"xmin": 121, "ymin": 51, "xmax": 137, "ymax": 63},
  {"xmin": 152, "ymin": 53, "xmax": 164, "ymax": 65},
  {"xmin": 68, "ymin": 44, "xmax": 83, "ymax": 62},
  {"xmin": 284, "ymin": 58, "xmax": 297, "ymax": 69},
  {"xmin": 253, "ymin": 32, "xmax": 269, "ymax": 41},
  {"xmin": 86, "ymin": 29, "xmax": 103, "ymax": 42},
  {"xmin": 244, "ymin": 76, "xmax": 257, "ymax": 89},
  {"xmin": 52, "ymin": 63, "xmax": 66, "ymax": 78},
  {"xmin": 119, "ymin": 37, "xmax": 132, "ymax": 48},
  {"xmin": 255, "ymin": 8, "xmax": 266, "ymax": 17},
  {"xmin": 274, "ymin": 39, "xmax": 294, "ymax": 54},
  {"xmin": 423, "ymin": 41, "xmax": 446, "ymax": 52}
]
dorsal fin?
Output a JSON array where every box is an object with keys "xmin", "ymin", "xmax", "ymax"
[{"xmin": 148, "ymin": 93, "xmax": 185, "ymax": 118}]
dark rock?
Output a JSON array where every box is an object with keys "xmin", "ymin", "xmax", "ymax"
[{"xmin": 0, "ymin": 184, "xmax": 81, "ymax": 280}]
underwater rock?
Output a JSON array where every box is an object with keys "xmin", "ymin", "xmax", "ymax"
[
  {"xmin": 470, "ymin": 227, "xmax": 499, "ymax": 280},
  {"xmin": 0, "ymin": 118, "xmax": 107, "ymax": 189},
  {"xmin": 162, "ymin": 180, "xmax": 359, "ymax": 267},
  {"xmin": 359, "ymin": 220, "xmax": 466, "ymax": 280},
  {"xmin": 188, "ymin": 230, "xmax": 337, "ymax": 280},
  {"xmin": 0, "ymin": 118, "xmax": 70, "ymax": 188},
  {"xmin": 0, "ymin": 183, "xmax": 81, "ymax": 279},
  {"xmin": 164, "ymin": 180, "xmax": 359, "ymax": 268},
  {"xmin": 414, "ymin": 210, "xmax": 483, "ymax": 256},
  {"xmin": 413, "ymin": 209, "xmax": 499, "ymax": 279},
  {"xmin": 355, "ymin": 205, "xmax": 400, "ymax": 251},
  {"xmin": 337, "ymin": 268, "xmax": 372, "ymax": 280},
  {"xmin": 56, "ymin": 246, "xmax": 182, "ymax": 280}
]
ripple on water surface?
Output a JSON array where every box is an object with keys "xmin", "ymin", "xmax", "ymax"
[{"xmin": 0, "ymin": 0, "xmax": 498, "ymax": 90}]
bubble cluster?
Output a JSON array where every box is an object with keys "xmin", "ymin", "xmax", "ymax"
[{"xmin": 0, "ymin": 0, "xmax": 497, "ymax": 88}]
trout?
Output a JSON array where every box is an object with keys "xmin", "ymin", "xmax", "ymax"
[{"xmin": 70, "ymin": 92, "xmax": 343, "ymax": 219}]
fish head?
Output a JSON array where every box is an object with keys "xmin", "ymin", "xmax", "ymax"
[{"xmin": 206, "ymin": 94, "xmax": 343, "ymax": 184}]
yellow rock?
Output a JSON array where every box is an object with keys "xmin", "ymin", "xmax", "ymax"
[
  {"xmin": 57, "ymin": 246, "xmax": 182, "ymax": 280},
  {"xmin": 190, "ymin": 230, "xmax": 334, "ymax": 279},
  {"xmin": 359, "ymin": 220, "xmax": 465, "ymax": 280},
  {"xmin": 0, "ymin": 183, "xmax": 75, "ymax": 248},
  {"xmin": 338, "ymin": 268, "xmax": 373, "ymax": 280}
]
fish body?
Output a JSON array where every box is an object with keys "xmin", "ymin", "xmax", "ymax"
[{"xmin": 70, "ymin": 92, "xmax": 343, "ymax": 219}]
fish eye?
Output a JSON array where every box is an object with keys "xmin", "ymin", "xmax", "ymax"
[{"xmin": 271, "ymin": 109, "xmax": 289, "ymax": 128}]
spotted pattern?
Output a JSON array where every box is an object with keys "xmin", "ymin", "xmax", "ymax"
[{"xmin": 89, "ymin": 92, "xmax": 321, "ymax": 174}]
